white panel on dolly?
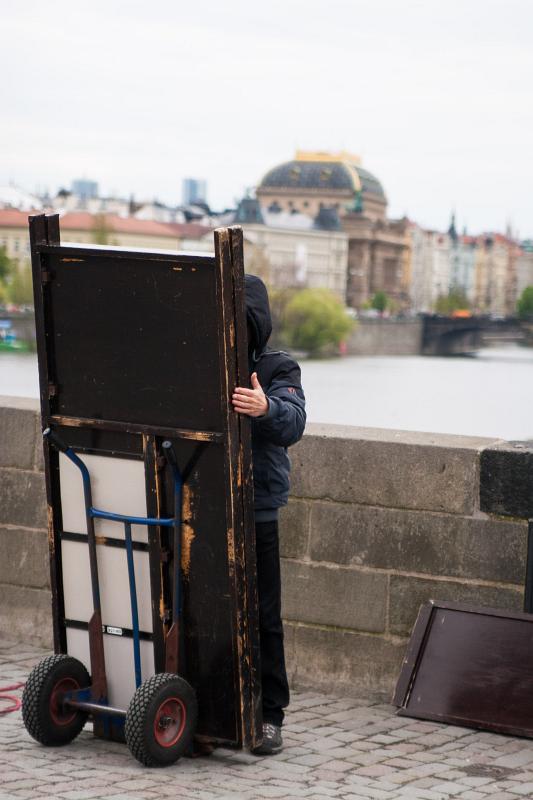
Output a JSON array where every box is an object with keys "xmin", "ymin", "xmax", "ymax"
[{"xmin": 60, "ymin": 453, "xmax": 156, "ymax": 708}]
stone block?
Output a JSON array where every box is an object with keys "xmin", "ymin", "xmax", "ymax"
[
  {"xmin": 480, "ymin": 441, "xmax": 533, "ymax": 518},
  {"xmin": 0, "ymin": 526, "xmax": 50, "ymax": 589},
  {"xmin": 285, "ymin": 622, "xmax": 406, "ymax": 696},
  {"xmin": 0, "ymin": 399, "xmax": 39, "ymax": 470},
  {"xmin": 281, "ymin": 560, "xmax": 387, "ymax": 633},
  {"xmin": 0, "ymin": 583, "xmax": 53, "ymax": 648},
  {"xmin": 290, "ymin": 425, "xmax": 498, "ymax": 515},
  {"xmin": 347, "ymin": 319, "xmax": 422, "ymax": 357},
  {"xmin": 0, "ymin": 468, "xmax": 47, "ymax": 528},
  {"xmin": 309, "ymin": 501, "xmax": 528, "ymax": 584},
  {"xmin": 279, "ymin": 499, "xmax": 310, "ymax": 560},
  {"xmin": 389, "ymin": 575, "xmax": 523, "ymax": 636}
]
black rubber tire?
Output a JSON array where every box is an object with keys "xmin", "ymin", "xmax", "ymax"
[
  {"xmin": 22, "ymin": 654, "xmax": 90, "ymax": 746},
  {"xmin": 125, "ymin": 673, "xmax": 197, "ymax": 767}
]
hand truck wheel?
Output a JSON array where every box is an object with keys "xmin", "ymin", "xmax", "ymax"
[
  {"xmin": 125, "ymin": 672, "xmax": 197, "ymax": 767},
  {"xmin": 22, "ymin": 654, "xmax": 90, "ymax": 746}
]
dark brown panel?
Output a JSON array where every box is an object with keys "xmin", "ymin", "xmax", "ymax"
[
  {"xmin": 44, "ymin": 252, "xmax": 221, "ymax": 429},
  {"xmin": 395, "ymin": 601, "xmax": 533, "ymax": 737}
]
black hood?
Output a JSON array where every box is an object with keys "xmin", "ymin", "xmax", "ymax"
[{"xmin": 244, "ymin": 274, "xmax": 272, "ymax": 356}]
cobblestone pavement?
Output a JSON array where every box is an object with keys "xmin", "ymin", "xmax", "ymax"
[{"xmin": 2, "ymin": 640, "xmax": 533, "ymax": 800}]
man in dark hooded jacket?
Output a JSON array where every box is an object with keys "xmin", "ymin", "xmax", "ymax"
[{"xmin": 232, "ymin": 274, "xmax": 306, "ymax": 755}]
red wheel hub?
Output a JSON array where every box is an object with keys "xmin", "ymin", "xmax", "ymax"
[
  {"xmin": 49, "ymin": 677, "xmax": 79, "ymax": 726},
  {"xmin": 153, "ymin": 696, "xmax": 186, "ymax": 747}
]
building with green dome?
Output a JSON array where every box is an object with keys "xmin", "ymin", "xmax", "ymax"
[{"xmin": 256, "ymin": 151, "xmax": 409, "ymax": 309}]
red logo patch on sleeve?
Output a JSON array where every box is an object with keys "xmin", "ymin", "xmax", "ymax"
[{"xmin": 288, "ymin": 387, "xmax": 296, "ymax": 394}]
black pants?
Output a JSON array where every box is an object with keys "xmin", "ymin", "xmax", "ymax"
[{"xmin": 255, "ymin": 519, "xmax": 290, "ymax": 727}]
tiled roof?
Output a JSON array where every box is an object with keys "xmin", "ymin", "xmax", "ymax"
[
  {"xmin": 59, "ymin": 212, "xmax": 177, "ymax": 237},
  {"xmin": 165, "ymin": 222, "xmax": 213, "ymax": 238},
  {"xmin": 0, "ymin": 209, "xmax": 40, "ymax": 227},
  {"xmin": 0, "ymin": 210, "xmax": 212, "ymax": 240}
]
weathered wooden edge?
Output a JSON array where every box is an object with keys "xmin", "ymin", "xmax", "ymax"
[
  {"xmin": 228, "ymin": 225, "xmax": 262, "ymax": 748},
  {"xmin": 214, "ymin": 226, "xmax": 261, "ymax": 748},
  {"xmin": 143, "ymin": 434, "xmax": 166, "ymax": 674},
  {"xmin": 50, "ymin": 414, "xmax": 224, "ymax": 443},
  {"xmin": 392, "ymin": 601, "xmax": 435, "ymax": 707},
  {"xmin": 29, "ymin": 213, "xmax": 66, "ymax": 654}
]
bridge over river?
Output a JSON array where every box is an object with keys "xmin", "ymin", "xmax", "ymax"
[{"xmin": 420, "ymin": 314, "xmax": 531, "ymax": 355}]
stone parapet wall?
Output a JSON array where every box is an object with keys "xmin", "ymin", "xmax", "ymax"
[
  {"xmin": 279, "ymin": 423, "xmax": 530, "ymax": 697},
  {"xmin": 0, "ymin": 399, "xmax": 530, "ymax": 699},
  {"xmin": 347, "ymin": 319, "xmax": 422, "ymax": 356},
  {"xmin": 0, "ymin": 396, "xmax": 50, "ymax": 647}
]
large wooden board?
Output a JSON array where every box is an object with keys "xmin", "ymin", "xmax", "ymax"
[
  {"xmin": 29, "ymin": 214, "xmax": 261, "ymax": 749},
  {"xmin": 394, "ymin": 601, "xmax": 533, "ymax": 738}
]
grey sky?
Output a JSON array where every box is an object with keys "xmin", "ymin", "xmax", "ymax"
[{"xmin": 2, "ymin": 0, "xmax": 532, "ymax": 235}]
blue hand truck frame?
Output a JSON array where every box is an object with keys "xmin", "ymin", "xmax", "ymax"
[{"xmin": 21, "ymin": 427, "xmax": 200, "ymax": 766}]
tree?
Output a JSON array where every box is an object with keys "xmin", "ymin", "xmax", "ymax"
[
  {"xmin": 0, "ymin": 246, "xmax": 16, "ymax": 304},
  {"xmin": 371, "ymin": 291, "xmax": 389, "ymax": 313},
  {"xmin": 91, "ymin": 214, "xmax": 112, "ymax": 245},
  {"xmin": 282, "ymin": 288, "xmax": 354, "ymax": 355},
  {"xmin": 8, "ymin": 262, "xmax": 34, "ymax": 306},
  {"xmin": 0, "ymin": 246, "xmax": 14, "ymax": 283},
  {"xmin": 517, "ymin": 286, "xmax": 533, "ymax": 318},
  {"xmin": 268, "ymin": 287, "xmax": 297, "ymax": 348},
  {"xmin": 434, "ymin": 289, "xmax": 470, "ymax": 314}
]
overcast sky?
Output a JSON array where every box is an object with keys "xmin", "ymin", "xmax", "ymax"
[{"xmin": 2, "ymin": 0, "xmax": 532, "ymax": 236}]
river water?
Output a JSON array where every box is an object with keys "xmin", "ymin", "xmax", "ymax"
[{"xmin": 1, "ymin": 346, "xmax": 532, "ymax": 441}]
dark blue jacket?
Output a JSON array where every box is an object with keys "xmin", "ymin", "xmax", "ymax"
[{"xmin": 245, "ymin": 275, "xmax": 306, "ymax": 516}]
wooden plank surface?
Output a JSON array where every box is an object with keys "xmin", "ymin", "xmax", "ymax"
[{"xmin": 395, "ymin": 601, "xmax": 533, "ymax": 737}]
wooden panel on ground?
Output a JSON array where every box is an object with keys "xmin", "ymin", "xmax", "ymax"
[{"xmin": 394, "ymin": 601, "xmax": 533, "ymax": 738}]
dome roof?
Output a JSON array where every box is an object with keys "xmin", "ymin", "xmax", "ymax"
[
  {"xmin": 259, "ymin": 157, "xmax": 385, "ymax": 199},
  {"xmin": 354, "ymin": 167, "xmax": 385, "ymax": 198}
]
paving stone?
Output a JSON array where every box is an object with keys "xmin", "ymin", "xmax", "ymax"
[
  {"xmin": 462, "ymin": 793, "xmax": 495, "ymax": 800},
  {"xmin": 430, "ymin": 782, "xmax": 471, "ymax": 795},
  {"xmin": 488, "ymin": 794, "xmax": 522, "ymax": 799},
  {"xmin": 4, "ymin": 638, "xmax": 533, "ymax": 800},
  {"xmin": 494, "ymin": 750, "xmax": 533, "ymax": 768},
  {"xmin": 395, "ymin": 790, "xmax": 449, "ymax": 800}
]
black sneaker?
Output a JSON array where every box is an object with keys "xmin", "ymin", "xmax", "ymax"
[{"xmin": 251, "ymin": 723, "xmax": 283, "ymax": 755}]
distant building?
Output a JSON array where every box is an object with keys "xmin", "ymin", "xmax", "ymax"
[
  {"xmin": 51, "ymin": 188, "xmax": 130, "ymax": 217},
  {"xmin": 408, "ymin": 224, "xmax": 436, "ymax": 312},
  {"xmin": 229, "ymin": 196, "xmax": 348, "ymax": 299},
  {"xmin": 256, "ymin": 150, "xmax": 408, "ymax": 308},
  {"xmin": 473, "ymin": 235, "xmax": 519, "ymax": 314},
  {"xmin": 432, "ymin": 233, "xmax": 451, "ymax": 303},
  {"xmin": 516, "ymin": 241, "xmax": 533, "ymax": 301},
  {"xmin": 71, "ymin": 179, "xmax": 99, "ymax": 201},
  {"xmin": 182, "ymin": 178, "xmax": 207, "ymax": 206},
  {"xmin": 0, "ymin": 210, "xmax": 212, "ymax": 265}
]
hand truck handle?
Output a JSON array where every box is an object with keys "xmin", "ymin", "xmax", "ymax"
[
  {"xmin": 162, "ymin": 440, "xmax": 178, "ymax": 469},
  {"xmin": 43, "ymin": 427, "xmax": 70, "ymax": 453}
]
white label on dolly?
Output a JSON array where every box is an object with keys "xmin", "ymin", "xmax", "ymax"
[{"xmin": 105, "ymin": 626, "xmax": 123, "ymax": 636}]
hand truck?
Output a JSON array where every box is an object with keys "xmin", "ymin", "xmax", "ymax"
[{"xmin": 22, "ymin": 428, "xmax": 198, "ymax": 767}]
